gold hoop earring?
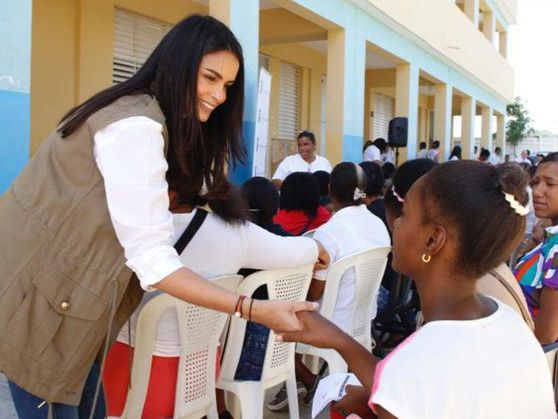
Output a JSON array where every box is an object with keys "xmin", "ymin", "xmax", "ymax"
[{"xmin": 421, "ymin": 254, "xmax": 431, "ymax": 263}]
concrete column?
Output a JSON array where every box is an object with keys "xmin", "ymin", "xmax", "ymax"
[
  {"xmin": 464, "ymin": 0, "xmax": 480, "ymax": 28},
  {"xmin": 395, "ymin": 63, "xmax": 419, "ymax": 162},
  {"xmin": 326, "ymin": 26, "xmax": 366, "ymax": 164},
  {"xmin": 480, "ymin": 105, "xmax": 493, "ymax": 152},
  {"xmin": 496, "ymin": 113, "xmax": 506, "ymax": 157},
  {"xmin": 0, "ymin": 0, "xmax": 31, "ymax": 192},
  {"xmin": 483, "ymin": 11, "xmax": 495, "ymax": 44},
  {"xmin": 434, "ymin": 84, "xmax": 453, "ymax": 161},
  {"xmin": 461, "ymin": 96, "xmax": 476, "ymax": 159},
  {"xmin": 210, "ymin": 0, "xmax": 259, "ymax": 183},
  {"xmin": 499, "ymin": 31, "xmax": 508, "ymax": 58}
]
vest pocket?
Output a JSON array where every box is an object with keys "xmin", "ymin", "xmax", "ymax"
[{"xmin": 4, "ymin": 263, "xmax": 109, "ymax": 361}]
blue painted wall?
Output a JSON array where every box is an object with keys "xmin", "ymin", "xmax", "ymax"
[{"xmin": 0, "ymin": 0, "xmax": 32, "ymax": 193}]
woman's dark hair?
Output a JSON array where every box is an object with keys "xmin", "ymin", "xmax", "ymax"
[
  {"xmin": 57, "ymin": 15, "xmax": 245, "ymax": 221},
  {"xmin": 382, "ymin": 162, "xmax": 396, "ymax": 180},
  {"xmin": 279, "ymin": 172, "xmax": 320, "ymax": 217},
  {"xmin": 312, "ymin": 171, "xmax": 330, "ymax": 197},
  {"xmin": 373, "ymin": 138, "xmax": 388, "ymax": 153},
  {"xmin": 540, "ymin": 152, "xmax": 558, "ymax": 164},
  {"xmin": 385, "ymin": 158, "xmax": 437, "ymax": 219},
  {"xmin": 330, "ymin": 162, "xmax": 367, "ymax": 207},
  {"xmin": 297, "ymin": 130, "xmax": 316, "ymax": 145},
  {"xmin": 359, "ymin": 161, "xmax": 384, "ymax": 197},
  {"xmin": 240, "ymin": 177, "xmax": 279, "ymax": 226},
  {"xmin": 419, "ymin": 161, "xmax": 528, "ymax": 278},
  {"xmin": 363, "ymin": 139, "xmax": 373, "ymax": 153},
  {"xmin": 449, "ymin": 145, "xmax": 462, "ymax": 160}
]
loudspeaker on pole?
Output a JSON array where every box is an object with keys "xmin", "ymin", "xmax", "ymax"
[{"xmin": 388, "ymin": 117, "xmax": 408, "ymax": 148}]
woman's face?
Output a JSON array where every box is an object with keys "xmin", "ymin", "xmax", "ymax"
[
  {"xmin": 297, "ymin": 136, "xmax": 316, "ymax": 161},
  {"xmin": 532, "ymin": 161, "xmax": 558, "ymax": 221},
  {"xmin": 391, "ymin": 179, "xmax": 429, "ymax": 276},
  {"xmin": 196, "ymin": 50, "xmax": 239, "ymax": 122}
]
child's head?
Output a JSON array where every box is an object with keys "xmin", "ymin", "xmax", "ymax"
[
  {"xmin": 531, "ymin": 152, "xmax": 558, "ymax": 223},
  {"xmin": 330, "ymin": 162, "xmax": 367, "ymax": 208},
  {"xmin": 279, "ymin": 172, "xmax": 320, "ymax": 217},
  {"xmin": 359, "ymin": 162, "xmax": 384, "ymax": 198},
  {"xmin": 392, "ymin": 161, "xmax": 528, "ymax": 279},
  {"xmin": 312, "ymin": 170, "xmax": 331, "ymax": 198},
  {"xmin": 240, "ymin": 176, "xmax": 279, "ymax": 226},
  {"xmin": 384, "ymin": 158, "xmax": 437, "ymax": 230}
]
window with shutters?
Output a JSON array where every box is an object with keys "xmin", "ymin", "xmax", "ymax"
[
  {"xmin": 373, "ymin": 93, "xmax": 395, "ymax": 140},
  {"xmin": 278, "ymin": 61, "xmax": 301, "ymax": 140},
  {"xmin": 113, "ymin": 9, "xmax": 171, "ymax": 84}
]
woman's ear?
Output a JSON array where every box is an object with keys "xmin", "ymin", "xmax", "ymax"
[{"xmin": 424, "ymin": 225, "xmax": 447, "ymax": 257}]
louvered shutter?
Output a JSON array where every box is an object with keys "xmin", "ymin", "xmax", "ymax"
[
  {"xmin": 113, "ymin": 9, "xmax": 171, "ymax": 84},
  {"xmin": 278, "ymin": 61, "xmax": 301, "ymax": 140},
  {"xmin": 373, "ymin": 93, "xmax": 395, "ymax": 140}
]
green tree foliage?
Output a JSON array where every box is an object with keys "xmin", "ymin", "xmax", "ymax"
[{"xmin": 506, "ymin": 97, "xmax": 531, "ymax": 145}]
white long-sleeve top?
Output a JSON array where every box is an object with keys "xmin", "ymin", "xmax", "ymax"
[
  {"xmin": 118, "ymin": 210, "xmax": 319, "ymax": 356},
  {"xmin": 93, "ymin": 116, "xmax": 191, "ymax": 290}
]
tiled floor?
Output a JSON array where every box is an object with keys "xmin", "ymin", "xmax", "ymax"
[{"xmin": 0, "ymin": 373, "xmax": 328, "ymax": 419}]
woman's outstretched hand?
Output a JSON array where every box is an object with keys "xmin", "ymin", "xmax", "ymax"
[{"xmin": 252, "ymin": 299, "xmax": 319, "ymax": 333}]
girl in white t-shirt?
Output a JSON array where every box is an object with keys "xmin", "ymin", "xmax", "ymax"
[{"xmin": 281, "ymin": 161, "xmax": 557, "ymax": 419}]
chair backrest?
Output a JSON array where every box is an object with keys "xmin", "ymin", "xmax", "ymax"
[
  {"xmin": 121, "ymin": 274, "xmax": 242, "ymax": 419},
  {"xmin": 218, "ymin": 264, "xmax": 314, "ymax": 384},
  {"xmin": 319, "ymin": 246, "xmax": 391, "ymax": 348}
]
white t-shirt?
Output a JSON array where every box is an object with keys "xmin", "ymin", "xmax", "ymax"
[
  {"xmin": 417, "ymin": 149, "xmax": 428, "ymax": 159},
  {"xmin": 313, "ymin": 205, "xmax": 390, "ymax": 331},
  {"xmin": 426, "ymin": 148, "xmax": 439, "ymax": 161},
  {"xmin": 117, "ymin": 210, "xmax": 318, "ymax": 356},
  {"xmin": 363, "ymin": 145, "xmax": 382, "ymax": 162},
  {"xmin": 490, "ymin": 154, "xmax": 503, "ymax": 165},
  {"xmin": 272, "ymin": 153, "xmax": 332, "ymax": 181},
  {"xmin": 370, "ymin": 300, "xmax": 557, "ymax": 419}
]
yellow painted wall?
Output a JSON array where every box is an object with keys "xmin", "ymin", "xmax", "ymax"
[
  {"xmin": 371, "ymin": 0, "xmax": 514, "ymax": 102},
  {"xmin": 30, "ymin": 0, "xmax": 205, "ymax": 155},
  {"xmin": 30, "ymin": 0, "xmax": 79, "ymax": 154},
  {"xmin": 260, "ymin": 43, "xmax": 326, "ymax": 139}
]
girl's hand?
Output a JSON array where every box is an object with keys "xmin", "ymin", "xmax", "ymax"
[
  {"xmin": 332, "ymin": 385, "xmax": 375, "ymax": 419},
  {"xmin": 314, "ymin": 240, "xmax": 330, "ymax": 271},
  {"xmin": 277, "ymin": 310, "xmax": 349, "ymax": 349},
  {"xmin": 251, "ymin": 299, "xmax": 318, "ymax": 333}
]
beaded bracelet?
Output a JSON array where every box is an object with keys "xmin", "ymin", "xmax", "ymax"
[{"xmin": 233, "ymin": 295, "xmax": 247, "ymax": 318}]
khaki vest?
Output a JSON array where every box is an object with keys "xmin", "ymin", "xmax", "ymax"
[{"xmin": 0, "ymin": 94, "xmax": 167, "ymax": 404}]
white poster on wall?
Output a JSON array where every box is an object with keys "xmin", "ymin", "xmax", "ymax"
[{"xmin": 252, "ymin": 68, "xmax": 272, "ymax": 177}]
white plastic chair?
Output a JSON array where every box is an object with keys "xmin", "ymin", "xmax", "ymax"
[
  {"xmin": 297, "ymin": 246, "xmax": 391, "ymax": 374},
  {"xmin": 217, "ymin": 264, "xmax": 314, "ymax": 419},
  {"xmin": 120, "ymin": 274, "xmax": 243, "ymax": 419}
]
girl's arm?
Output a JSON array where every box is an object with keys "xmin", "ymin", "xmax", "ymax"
[
  {"xmin": 280, "ymin": 311, "xmax": 377, "ymax": 389},
  {"xmin": 535, "ymin": 286, "xmax": 558, "ymax": 344}
]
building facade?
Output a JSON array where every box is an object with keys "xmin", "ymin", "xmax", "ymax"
[{"xmin": 0, "ymin": 0, "xmax": 517, "ymax": 189}]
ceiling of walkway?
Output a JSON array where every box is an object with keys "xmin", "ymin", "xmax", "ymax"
[{"xmin": 194, "ymin": 0, "xmax": 398, "ymax": 70}]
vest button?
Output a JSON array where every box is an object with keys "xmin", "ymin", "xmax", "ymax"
[{"xmin": 60, "ymin": 301, "xmax": 70, "ymax": 311}]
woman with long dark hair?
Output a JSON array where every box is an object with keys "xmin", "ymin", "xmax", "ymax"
[{"xmin": 0, "ymin": 14, "xmax": 324, "ymax": 418}]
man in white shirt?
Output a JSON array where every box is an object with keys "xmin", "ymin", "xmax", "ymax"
[
  {"xmin": 426, "ymin": 140, "xmax": 440, "ymax": 162},
  {"xmin": 490, "ymin": 146, "xmax": 503, "ymax": 165},
  {"xmin": 272, "ymin": 130, "xmax": 332, "ymax": 188}
]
